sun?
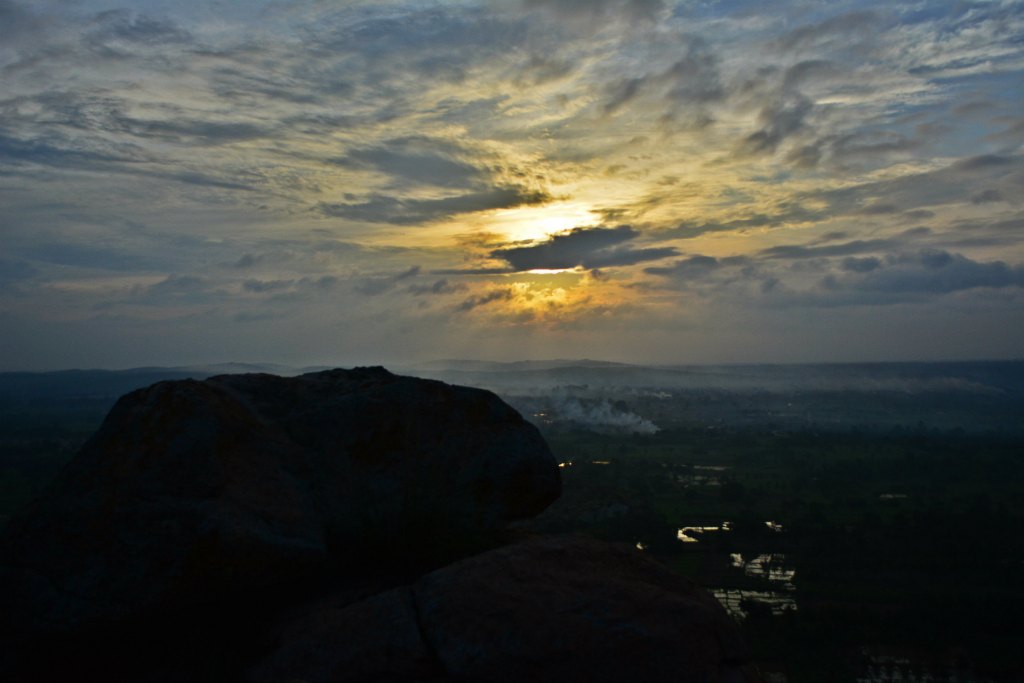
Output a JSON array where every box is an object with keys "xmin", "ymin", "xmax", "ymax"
[{"xmin": 488, "ymin": 201, "xmax": 597, "ymax": 244}]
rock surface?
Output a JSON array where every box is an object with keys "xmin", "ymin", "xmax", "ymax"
[
  {"xmin": 0, "ymin": 367, "xmax": 560, "ymax": 635},
  {"xmin": 252, "ymin": 534, "xmax": 757, "ymax": 683}
]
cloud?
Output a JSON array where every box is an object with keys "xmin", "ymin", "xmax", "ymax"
[
  {"xmin": 0, "ymin": 258, "xmax": 38, "ymax": 287},
  {"xmin": 0, "ymin": 0, "xmax": 47, "ymax": 48},
  {"xmin": 760, "ymin": 238, "xmax": 903, "ymax": 260},
  {"xmin": 242, "ymin": 275, "xmax": 339, "ymax": 297},
  {"xmin": 643, "ymin": 254, "xmax": 759, "ymax": 290},
  {"xmin": 644, "ymin": 255, "xmax": 727, "ymax": 280},
  {"xmin": 840, "ymin": 257, "xmax": 883, "ymax": 273},
  {"xmin": 2, "ymin": 0, "xmax": 1024, "ymax": 367},
  {"xmin": 355, "ymin": 266, "xmax": 421, "ymax": 296},
  {"xmin": 0, "ymin": 132, "xmax": 144, "ymax": 170},
  {"xmin": 601, "ymin": 38, "xmax": 723, "ymax": 118},
  {"xmin": 87, "ymin": 10, "xmax": 192, "ymax": 48},
  {"xmin": 408, "ymin": 279, "xmax": 466, "ymax": 296},
  {"xmin": 774, "ymin": 10, "xmax": 882, "ymax": 54},
  {"xmin": 491, "ymin": 226, "xmax": 677, "ymax": 272},
  {"xmin": 524, "ymin": 0, "xmax": 665, "ymax": 24},
  {"xmin": 25, "ymin": 242, "xmax": 146, "ymax": 271},
  {"xmin": 970, "ymin": 189, "xmax": 1004, "ymax": 204},
  {"xmin": 740, "ymin": 95, "xmax": 814, "ymax": 155},
  {"xmin": 126, "ymin": 274, "xmax": 222, "ymax": 306},
  {"xmin": 111, "ymin": 118, "xmax": 269, "ymax": 146},
  {"xmin": 848, "ymin": 250, "xmax": 1024, "ymax": 295},
  {"xmin": 769, "ymin": 155, "xmax": 1024, "ymax": 223},
  {"xmin": 242, "ymin": 279, "xmax": 294, "ymax": 293},
  {"xmin": 319, "ymin": 186, "xmax": 552, "ymax": 225},
  {"xmin": 332, "ymin": 136, "xmax": 492, "ymax": 190},
  {"xmin": 456, "ymin": 287, "xmax": 514, "ymax": 312},
  {"xmin": 641, "ymin": 245, "xmax": 1024, "ymax": 312},
  {"xmin": 662, "ymin": 203, "xmax": 827, "ymax": 239}
]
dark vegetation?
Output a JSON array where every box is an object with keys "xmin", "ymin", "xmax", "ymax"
[
  {"xmin": 524, "ymin": 426, "xmax": 1024, "ymax": 683},
  {"xmin": 1, "ymin": 361, "xmax": 1023, "ymax": 682}
]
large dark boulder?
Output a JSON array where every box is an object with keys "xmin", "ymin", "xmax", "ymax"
[
  {"xmin": 251, "ymin": 535, "xmax": 758, "ymax": 683},
  {"xmin": 0, "ymin": 367, "xmax": 560, "ymax": 636}
]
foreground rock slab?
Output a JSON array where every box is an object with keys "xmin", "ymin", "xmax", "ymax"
[
  {"xmin": 0, "ymin": 367, "xmax": 560, "ymax": 635},
  {"xmin": 252, "ymin": 535, "xmax": 758, "ymax": 683}
]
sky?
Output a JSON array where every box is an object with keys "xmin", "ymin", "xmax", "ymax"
[{"xmin": 1, "ymin": 0, "xmax": 1023, "ymax": 369}]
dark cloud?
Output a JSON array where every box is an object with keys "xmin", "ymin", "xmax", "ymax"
[
  {"xmin": 643, "ymin": 253, "xmax": 775, "ymax": 294},
  {"xmin": 902, "ymin": 211, "xmax": 935, "ymax": 221},
  {"xmin": 775, "ymin": 11, "xmax": 881, "ymax": 54},
  {"xmin": 333, "ymin": 136, "xmax": 489, "ymax": 189},
  {"xmin": 644, "ymin": 255, "xmax": 725, "ymax": 280},
  {"xmin": 233, "ymin": 274, "xmax": 342, "ymax": 302},
  {"xmin": 603, "ymin": 77, "xmax": 646, "ymax": 116},
  {"xmin": 88, "ymin": 10, "xmax": 192, "ymax": 47},
  {"xmin": 133, "ymin": 274, "xmax": 213, "ymax": 303},
  {"xmin": 307, "ymin": 4, "xmax": 528, "ymax": 86},
  {"xmin": 320, "ymin": 186, "xmax": 551, "ymax": 225},
  {"xmin": 785, "ymin": 144, "xmax": 822, "ymax": 169},
  {"xmin": 25, "ymin": 243, "xmax": 143, "ymax": 271},
  {"xmin": 0, "ymin": 124, "xmax": 259, "ymax": 192},
  {"xmin": 13, "ymin": 89, "xmax": 268, "ymax": 145},
  {"xmin": 971, "ymin": 189, "xmax": 1004, "ymax": 204},
  {"xmin": 456, "ymin": 287, "xmax": 514, "ymax": 312},
  {"xmin": 310, "ymin": 275, "xmax": 339, "ymax": 291},
  {"xmin": 0, "ymin": 258, "xmax": 38, "ymax": 286},
  {"xmin": 662, "ymin": 203, "xmax": 826, "ymax": 239},
  {"xmin": 491, "ymin": 226, "xmax": 677, "ymax": 272},
  {"xmin": 664, "ymin": 40, "xmax": 723, "ymax": 103},
  {"xmin": 985, "ymin": 117, "xmax": 1024, "ymax": 151},
  {"xmin": 235, "ymin": 254, "xmax": 259, "ymax": 268},
  {"xmin": 161, "ymin": 170, "xmax": 258, "ymax": 191},
  {"xmin": 645, "ymin": 247, "xmax": 1024, "ymax": 308},
  {"xmin": 953, "ymin": 154, "xmax": 1017, "ymax": 172},
  {"xmin": 857, "ymin": 202, "xmax": 900, "ymax": 216},
  {"xmin": 760, "ymin": 238, "xmax": 902, "ymax": 260},
  {"xmin": 524, "ymin": 0, "xmax": 665, "ymax": 23},
  {"xmin": 432, "ymin": 267, "xmax": 515, "ymax": 276},
  {"xmin": 355, "ymin": 266, "xmax": 421, "ymax": 296},
  {"xmin": 782, "ymin": 60, "xmax": 841, "ymax": 89},
  {"xmin": 797, "ymin": 154, "xmax": 1024, "ymax": 218},
  {"xmin": 0, "ymin": 0, "xmax": 46, "ymax": 47},
  {"xmin": 112, "ymin": 118, "xmax": 269, "ymax": 145},
  {"xmin": 829, "ymin": 130, "xmax": 918, "ymax": 163},
  {"xmin": 243, "ymin": 279, "xmax": 294, "ymax": 293},
  {"xmin": 146, "ymin": 274, "xmax": 205, "ymax": 293},
  {"xmin": 741, "ymin": 95, "xmax": 814, "ymax": 155},
  {"xmin": 602, "ymin": 38, "xmax": 722, "ymax": 119},
  {"xmin": 408, "ymin": 279, "xmax": 467, "ymax": 296},
  {"xmin": 840, "ymin": 256, "xmax": 882, "ymax": 273},
  {"xmin": 839, "ymin": 250, "xmax": 1024, "ymax": 295},
  {"xmin": 0, "ymin": 132, "xmax": 143, "ymax": 170},
  {"xmin": 208, "ymin": 67, "xmax": 325, "ymax": 106}
]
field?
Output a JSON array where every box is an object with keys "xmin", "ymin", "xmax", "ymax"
[{"xmin": 526, "ymin": 426, "xmax": 1024, "ymax": 682}]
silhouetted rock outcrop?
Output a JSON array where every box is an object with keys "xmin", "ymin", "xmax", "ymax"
[
  {"xmin": 0, "ymin": 367, "xmax": 560, "ymax": 635},
  {"xmin": 0, "ymin": 367, "xmax": 759, "ymax": 682},
  {"xmin": 252, "ymin": 534, "xmax": 757, "ymax": 683}
]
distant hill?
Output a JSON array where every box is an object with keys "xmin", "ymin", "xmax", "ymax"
[
  {"xmin": 407, "ymin": 358, "xmax": 632, "ymax": 373},
  {"xmin": 401, "ymin": 360, "xmax": 1024, "ymax": 396},
  {"xmin": 0, "ymin": 363, "xmax": 307, "ymax": 401},
  {"xmin": 3, "ymin": 359, "xmax": 1023, "ymax": 401}
]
